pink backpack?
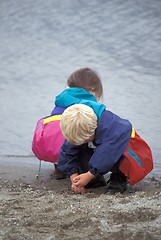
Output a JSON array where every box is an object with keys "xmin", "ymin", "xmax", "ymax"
[{"xmin": 32, "ymin": 115, "xmax": 64, "ymax": 163}]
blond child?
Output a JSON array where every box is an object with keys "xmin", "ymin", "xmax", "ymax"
[{"xmin": 58, "ymin": 104, "xmax": 153, "ymax": 194}]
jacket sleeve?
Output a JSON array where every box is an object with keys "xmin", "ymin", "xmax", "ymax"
[
  {"xmin": 58, "ymin": 140, "xmax": 81, "ymax": 177},
  {"xmin": 88, "ymin": 142, "xmax": 124, "ymax": 176},
  {"xmin": 88, "ymin": 110, "xmax": 132, "ymax": 176}
]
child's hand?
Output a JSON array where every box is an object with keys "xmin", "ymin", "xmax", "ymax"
[
  {"xmin": 73, "ymin": 171, "xmax": 95, "ymax": 188},
  {"xmin": 70, "ymin": 173, "xmax": 86, "ymax": 194},
  {"xmin": 71, "ymin": 184, "xmax": 86, "ymax": 194}
]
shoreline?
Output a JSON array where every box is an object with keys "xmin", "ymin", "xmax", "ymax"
[{"xmin": 1, "ymin": 156, "xmax": 161, "ymax": 240}]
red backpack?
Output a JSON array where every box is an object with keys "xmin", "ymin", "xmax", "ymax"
[{"xmin": 119, "ymin": 130, "xmax": 153, "ymax": 186}]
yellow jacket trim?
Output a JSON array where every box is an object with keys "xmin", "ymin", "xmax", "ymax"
[
  {"xmin": 131, "ymin": 128, "xmax": 135, "ymax": 138},
  {"xmin": 44, "ymin": 115, "xmax": 62, "ymax": 124}
]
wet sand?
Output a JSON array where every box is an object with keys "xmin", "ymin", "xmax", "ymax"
[{"xmin": 0, "ymin": 156, "xmax": 161, "ymax": 240}]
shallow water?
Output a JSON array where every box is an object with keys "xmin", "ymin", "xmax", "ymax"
[{"xmin": 0, "ymin": 0, "xmax": 161, "ymax": 174}]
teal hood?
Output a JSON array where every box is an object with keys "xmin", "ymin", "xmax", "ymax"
[{"xmin": 55, "ymin": 88, "xmax": 106, "ymax": 119}]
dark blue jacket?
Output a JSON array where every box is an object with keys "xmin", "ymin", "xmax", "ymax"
[{"xmin": 58, "ymin": 109, "xmax": 132, "ymax": 177}]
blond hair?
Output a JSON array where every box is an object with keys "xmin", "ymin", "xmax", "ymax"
[{"xmin": 60, "ymin": 104, "xmax": 97, "ymax": 145}]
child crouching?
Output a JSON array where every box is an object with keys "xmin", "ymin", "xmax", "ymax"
[{"xmin": 58, "ymin": 104, "xmax": 153, "ymax": 194}]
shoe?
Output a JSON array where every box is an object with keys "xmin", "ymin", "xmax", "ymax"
[
  {"xmin": 106, "ymin": 172, "xmax": 127, "ymax": 194},
  {"xmin": 85, "ymin": 176, "xmax": 107, "ymax": 189},
  {"xmin": 53, "ymin": 164, "xmax": 66, "ymax": 180}
]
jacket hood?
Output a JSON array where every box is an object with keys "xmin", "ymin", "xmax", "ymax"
[{"xmin": 55, "ymin": 87, "xmax": 106, "ymax": 119}]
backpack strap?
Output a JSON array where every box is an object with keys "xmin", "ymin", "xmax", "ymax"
[{"xmin": 44, "ymin": 115, "xmax": 62, "ymax": 124}]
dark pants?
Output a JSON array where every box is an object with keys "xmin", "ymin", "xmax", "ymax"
[{"xmin": 78, "ymin": 144, "xmax": 94, "ymax": 174}]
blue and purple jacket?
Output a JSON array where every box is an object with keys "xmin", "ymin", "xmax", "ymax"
[{"xmin": 55, "ymin": 87, "xmax": 132, "ymax": 177}]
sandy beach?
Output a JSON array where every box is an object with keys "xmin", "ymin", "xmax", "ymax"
[{"xmin": 0, "ymin": 156, "xmax": 161, "ymax": 240}]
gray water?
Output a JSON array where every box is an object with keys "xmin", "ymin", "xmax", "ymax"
[{"xmin": 0, "ymin": 0, "xmax": 161, "ymax": 174}]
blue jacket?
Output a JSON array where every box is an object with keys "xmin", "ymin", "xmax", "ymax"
[
  {"xmin": 56, "ymin": 88, "xmax": 132, "ymax": 177},
  {"xmin": 58, "ymin": 110, "xmax": 132, "ymax": 176}
]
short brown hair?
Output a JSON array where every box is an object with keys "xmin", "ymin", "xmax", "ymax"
[{"xmin": 67, "ymin": 68, "xmax": 103, "ymax": 100}]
